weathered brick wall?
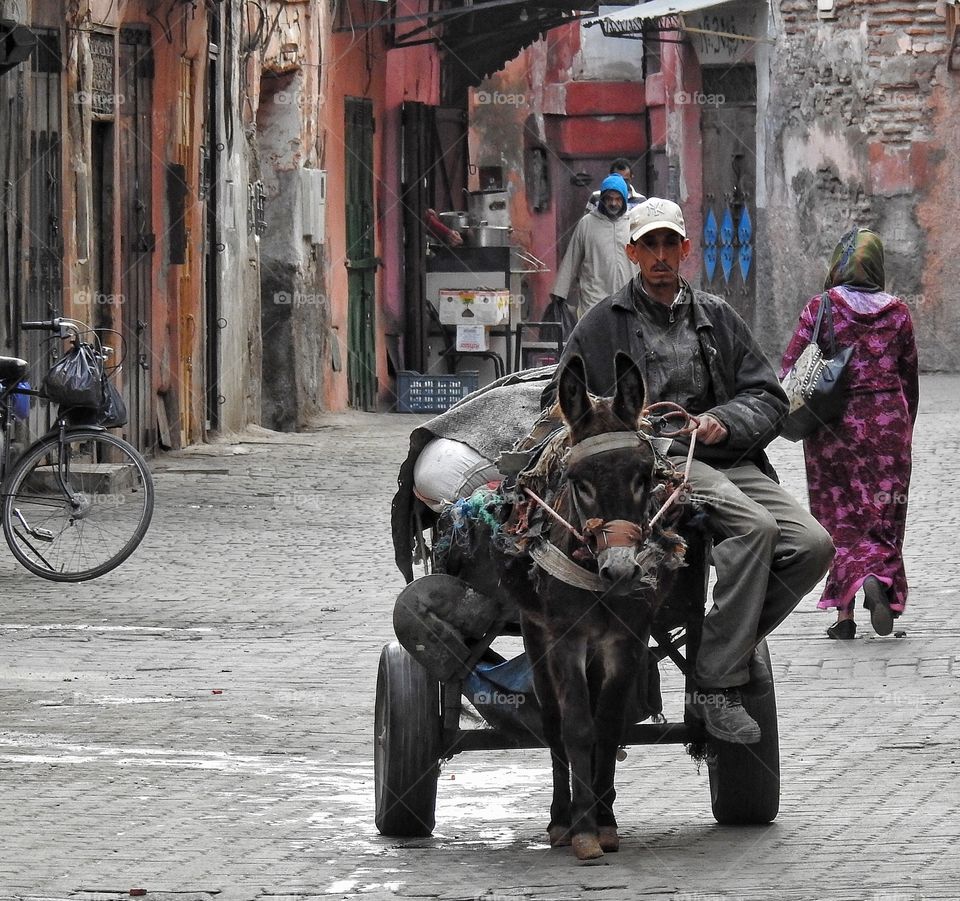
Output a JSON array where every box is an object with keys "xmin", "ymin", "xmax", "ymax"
[{"xmin": 760, "ymin": 0, "xmax": 959, "ymax": 371}]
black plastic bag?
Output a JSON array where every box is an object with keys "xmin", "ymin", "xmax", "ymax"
[
  {"xmin": 543, "ymin": 295, "xmax": 577, "ymax": 342},
  {"xmin": 99, "ymin": 378, "xmax": 128, "ymax": 428},
  {"xmin": 43, "ymin": 343, "xmax": 104, "ymax": 408}
]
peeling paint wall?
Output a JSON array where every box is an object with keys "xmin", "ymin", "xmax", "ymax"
[
  {"xmin": 767, "ymin": 0, "xmax": 959, "ymax": 370},
  {"xmin": 255, "ymin": 0, "xmax": 328, "ymax": 430}
]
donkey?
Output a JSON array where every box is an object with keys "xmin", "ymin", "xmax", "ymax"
[{"xmin": 517, "ymin": 352, "xmax": 679, "ymax": 861}]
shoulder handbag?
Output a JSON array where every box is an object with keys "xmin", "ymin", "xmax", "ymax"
[{"xmin": 780, "ymin": 292, "xmax": 854, "ymax": 442}]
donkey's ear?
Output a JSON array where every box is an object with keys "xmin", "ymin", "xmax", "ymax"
[
  {"xmin": 612, "ymin": 352, "xmax": 645, "ymax": 429},
  {"xmin": 558, "ymin": 354, "xmax": 591, "ymax": 428}
]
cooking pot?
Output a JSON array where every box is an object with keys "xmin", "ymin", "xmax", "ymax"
[
  {"xmin": 437, "ymin": 210, "xmax": 470, "ymax": 231},
  {"xmin": 464, "ymin": 224, "xmax": 512, "ymax": 247}
]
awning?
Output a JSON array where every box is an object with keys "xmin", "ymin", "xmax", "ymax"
[
  {"xmin": 587, "ymin": 0, "xmax": 745, "ymax": 38},
  {"xmin": 337, "ymin": 1, "xmax": 596, "ymax": 89},
  {"xmin": 439, "ymin": 2, "xmax": 596, "ymax": 86}
]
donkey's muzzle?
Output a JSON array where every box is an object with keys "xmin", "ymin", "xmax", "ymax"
[
  {"xmin": 585, "ymin": 518, "xmax": 648, "ymax": 593},
  {"xmin": 597, "ymin": 545, "xmax": 644, "ymax": 593}
]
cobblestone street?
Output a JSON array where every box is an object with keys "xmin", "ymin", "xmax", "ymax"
[{"xmin": 1, "ymin": 377, "xmax": 959, "ymax": 901}]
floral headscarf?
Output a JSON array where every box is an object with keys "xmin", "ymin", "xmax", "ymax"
[{"xmin": 824, "ymin": 227, "xmax": 885, "ymax": 292}]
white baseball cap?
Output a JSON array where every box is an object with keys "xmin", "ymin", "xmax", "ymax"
[{"xmin": 629, "ymin": 198, "xmax": 686, "ymax": 243}]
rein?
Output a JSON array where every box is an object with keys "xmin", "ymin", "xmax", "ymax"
[
  {"xmin": 523, "ymin": 409, "xmax": 699, "ymax": 591},
  {"xmin": 650, "ymin": 428, "xmax": 697, "ymax": 529}
]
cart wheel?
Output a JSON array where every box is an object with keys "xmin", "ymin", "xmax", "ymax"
[
  {"xmin": 707, "ymin": 639, "xmax": 780, "ymax": 825},
  {"xmin": 374, "ymin": 641, "xmax": 442, "ymax": 836}
]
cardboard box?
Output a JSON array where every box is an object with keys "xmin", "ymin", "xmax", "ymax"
[
  {"xmin": 438, "ymin": 289, "xmax": 509, "ymax": 325},
  {"xmin": 455, "ymin": 323, "xmax": 489, "ymax": 351}
]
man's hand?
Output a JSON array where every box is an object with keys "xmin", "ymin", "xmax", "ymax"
[{"xmin": 696, "ymin": 413, "xmax": 728, "ymax": 445}]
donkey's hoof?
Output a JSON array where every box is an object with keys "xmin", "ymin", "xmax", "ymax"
[
  {"xmin": 548, "ymin": 825, "xmax": 571, "ymax": 847},
  {"xmin": 571, "ymin": 832, "xmax": 604, "ymax": 861},
  {"xmin": 597, "ymin": 826, "xmax": 620, "ymax": 852}
]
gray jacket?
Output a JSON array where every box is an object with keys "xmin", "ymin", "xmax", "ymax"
[
  {"xmin": 542, "ymin": 277, "xmax": 788, "ymax": 472},
  {"xmin": 551, "ymin": 205, "xmax": 636, "ymax": 319}
]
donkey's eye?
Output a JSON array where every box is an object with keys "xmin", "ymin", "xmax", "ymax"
[
  {"xmin": 629, "ymin": 474, "xmax": 646, "ymax": 501},
  {"xmin": 574, "ymin": 481, "xmax": 597, "ymax": 505}
]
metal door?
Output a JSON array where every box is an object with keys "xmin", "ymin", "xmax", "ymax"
[
  {"xmin": 700, "ymin": 66, "xmax": 757, "ymax": 325},
  {"xmin": 345, "ymin": 97, "xmax": 377, "ymax": 410},
  {"xmin": 119, "ymin": 28, "xmax": 154, "ymax": 451}
]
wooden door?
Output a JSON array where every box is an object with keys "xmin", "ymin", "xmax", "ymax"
[
  {"xmin": 118, "ymin": 28, "xmax": 154, "ymax": 451},
  {"xmin": 23, "ymin": 30, "xmax": 62, "ymax": 435},
  {"xmin": 431, "ymin": 106, "xmax": 468, "ymax": 213},
  {"xmin": 175, "ymin": 57, "xmax": 195, "ymax": 446},
  {"xmin": 345, "ymin": 97, "xmax": 377, "ymax": 410},
  {"xmin": 700, "ymin": 65, "xmax": 757, "ymax": 325}
]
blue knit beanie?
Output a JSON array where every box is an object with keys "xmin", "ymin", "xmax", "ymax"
[{"xmin": 599, "ymin": 174, "xmax": 628, "ymax": 203}]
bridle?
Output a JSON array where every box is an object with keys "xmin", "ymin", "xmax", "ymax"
[{"xmin": 523, "ymin": 403, "xmax": 698, "ymax": 591}]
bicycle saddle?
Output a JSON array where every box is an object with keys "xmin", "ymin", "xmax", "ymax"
[{"xmin": 0, "ymin": 357, "xmax": 28, "ymax": 383}]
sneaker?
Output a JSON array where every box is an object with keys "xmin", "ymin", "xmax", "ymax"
[{"xmin": 688, "ymin": 687, "xmax": 761, "ymax": 744}]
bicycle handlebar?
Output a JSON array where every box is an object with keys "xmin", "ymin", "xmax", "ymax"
[
  {"xmin": 19, "ymin": 317, "xmax": 120, "ymax": 371},
  {"xmin": 20, "ymin": 318, "xmax": 85, "ymax": 340}
]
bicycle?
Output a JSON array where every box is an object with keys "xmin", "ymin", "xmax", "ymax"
[{"xmin": 0, "ymin": 317, "xmax": 155, "ymax": 581}]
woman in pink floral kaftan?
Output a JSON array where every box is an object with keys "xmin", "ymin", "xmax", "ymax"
[{"xmin": 781, "ymin": 228, "xmax": 919, "ymax": 640}]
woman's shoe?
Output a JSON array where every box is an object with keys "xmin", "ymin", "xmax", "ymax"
[
  {"xmin": 863, "ymin": 577, "xmax": 894, "ymax": 636},
  {"xmin": 826, "ymin": 619, "xmax": 856, "ymax": 640}
]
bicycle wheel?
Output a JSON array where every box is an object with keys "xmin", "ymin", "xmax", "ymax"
[{"xmin": 1, "ymin": 429, "xmax": 154, "ymax": 581}]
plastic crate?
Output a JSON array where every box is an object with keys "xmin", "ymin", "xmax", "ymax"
[{"xmin": 395, "ymin": 370, "xmax": 479, "ymax": 414}]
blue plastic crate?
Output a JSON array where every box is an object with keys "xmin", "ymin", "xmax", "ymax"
[{"xmin": 395, "ymin": 370, "xmax": 479, "ymax": 414}]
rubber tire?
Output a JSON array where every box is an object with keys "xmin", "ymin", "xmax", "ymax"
[
  {"xmin": 707, "ymin": 639, "xmax": 780, "ymax": 824},
  {"xmin": 374, "ymin": 641, "xmax": 442, "ymax": 837},
  {"xmin": 2, "ymin": 429, "xmax": 154, "ymax": 582}
]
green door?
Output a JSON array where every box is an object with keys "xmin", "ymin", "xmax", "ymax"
[{"xmin": 345, "ymin": 97, "xmax": 377, "ymax": 410}]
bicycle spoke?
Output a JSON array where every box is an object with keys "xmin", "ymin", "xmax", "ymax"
[{"xmin": 2, "ymin": 430, "xmax": 154, "ymax": 581}]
